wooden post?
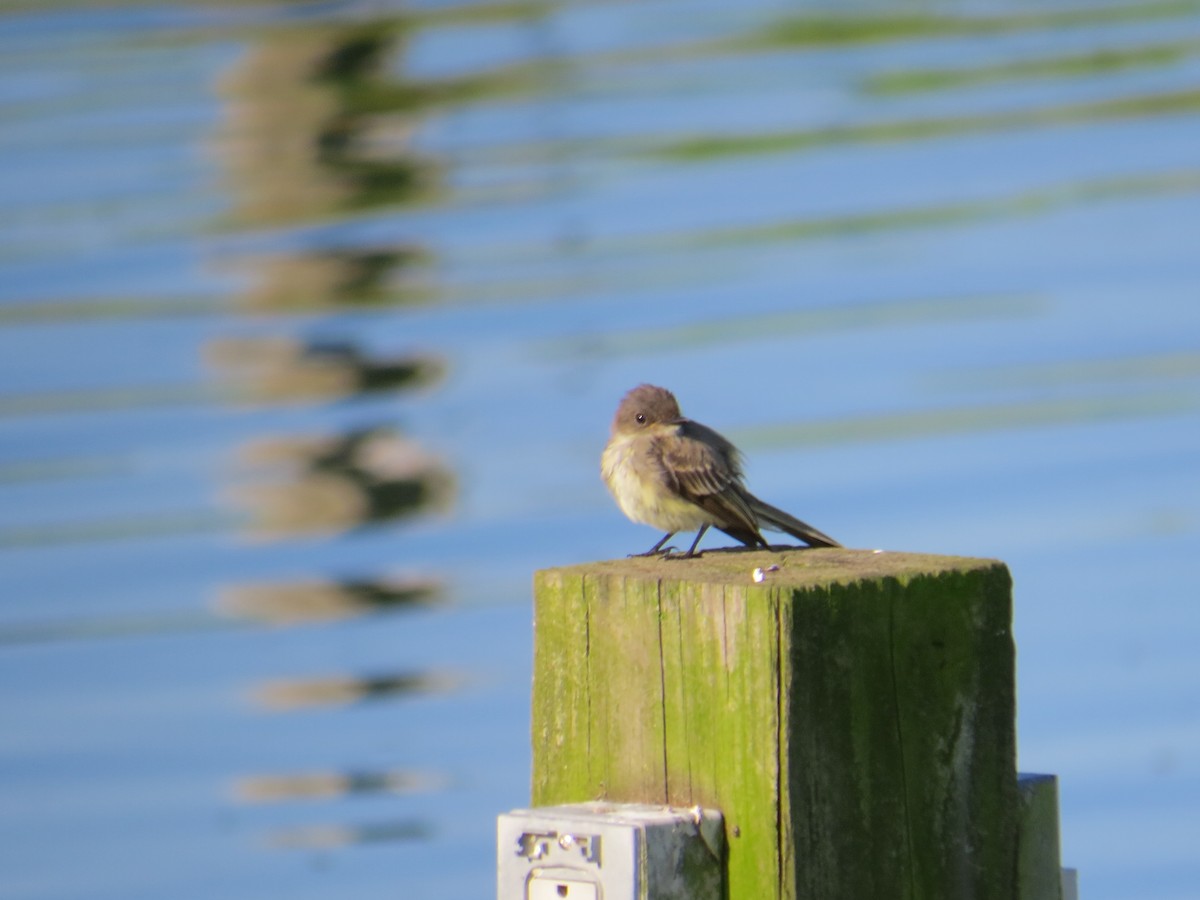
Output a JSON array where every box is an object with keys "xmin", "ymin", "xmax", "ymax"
[
  {"xmin": 532, "ymin": 549, "xmax": 1018, "ymax": 900},
  {"xmin": 1016, "ymin": 774, "xmax": 1066, "ymax": 900}
]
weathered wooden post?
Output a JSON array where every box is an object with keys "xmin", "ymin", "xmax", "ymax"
[{"xmin": 531, "ymin": 548, "xmax": 1021, "ymax": 900}]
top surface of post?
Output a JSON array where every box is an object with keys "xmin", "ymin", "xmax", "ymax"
[{"xmin": 539, "ymin": 547, "xmax": 1004, "ymax": 589}]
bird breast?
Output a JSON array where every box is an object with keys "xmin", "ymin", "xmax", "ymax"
[{"xmin": 601, "ymin": 430, "xmax": 712, "ymax": 532}]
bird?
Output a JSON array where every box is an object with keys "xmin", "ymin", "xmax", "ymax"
[{"xmin": 600, "ymin": 384, "xmax": 841, "ymax": 558}]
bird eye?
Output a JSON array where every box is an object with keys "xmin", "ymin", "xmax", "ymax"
[{"xmin": 635, "ymin": 413, "xmax": 646, "ymax": 424}]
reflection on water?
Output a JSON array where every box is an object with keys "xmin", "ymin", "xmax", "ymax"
[
  {"xmin": 0, "ymin": 337, "xmax": 443, "ymax": 415},
  {"xmin": 864, "ymin": 40, "xmax": 1198, "ymax": 94},
  {"xmin": 225, "ymin": 246, "xmax": 432, "ymax": 312},
  {"xmin": 253, "ymin": 670, "xmax": 461, "ymax": 711},
  {"xmin": 675, "ymin": 169, "xmax": 1200, "ymax": 248},
  {"xmin": 236, "ymin": 768, "xmax": 446, "ymax": 803},
  {"xmin": 737, "ymin": 1, "xmax": 1198, "ymax": 47},
  {"xmin": 658, "ymin": 87, "xmax": 1200, "ymax": 159},
  {"xmin": 206, "ymin": 338, "xmax": 443, "ymax": 404},
  {"xmin": 267, "ymin": 819, "xmax": 433, "ymax": 849},
  {"xmin": 0, "ymin": 609, "xmax": 232, "ymax": 646},
  {"xmin": 0, "ymin": 508, "xmax": 232, "ymax": 549},
  {"xmin": 229, "ymin": 426, "xmax": 453, "ymax": 536},
  {"xmin": 219, "ymin": 24, "xmax": 437, "ymax": 224},
  {"xmin": 219, "ymin": 574, "xmax": 441, "ymax": 624},
  {"xmin": 549, "ymin": 293, "xmax": 1044, "ymax": 358},
  {"xmin": 737, "ymin": 392, "xmax": 1199, "ymax": 451},
  {"xmin": 215, "ymin": 3, "xmax": 557, "ymax": 225},
  {"xmin": 2, "ymin": 1, "xmax": 1199, "ymax": 899},
  {"xmin": 925, "ymin": 349, "xmax": 1200, "ymax": 390}
]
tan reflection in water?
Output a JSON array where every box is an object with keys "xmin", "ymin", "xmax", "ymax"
[
  {"xmin": 227, "ymin": 427, "xmax": 454, "ymax": 537},
  {"xmin": 206, "ymin": 337, "xmax": 443, "ymax": 404},
  {"xmin": 235, "ymin": 767, "xmax": 446, "ymax": 803},
  {"xmin": 217, "ymin": 24, "xmax": 436, "ymax": 225},
  {"xmin": 218, "ymin": 574, "xmax": 442, "ymax": 624},
  {"xmin": 253, "ymin": 669, "xmax": 461, "ymax": 711},
  {"xmin": 226, "ymin": 246, "xmax": 433, "ymax": 313}
]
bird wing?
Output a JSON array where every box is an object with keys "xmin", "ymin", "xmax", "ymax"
[{"xmin": 654, "ymin": 420, "xmax": 763, "ymax": 544}]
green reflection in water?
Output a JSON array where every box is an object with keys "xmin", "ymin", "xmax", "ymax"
[
  {"xmin": 678, "ymin": 169, "xmax": 1200, "ymax": 248},
  {"xmin": 267, "ymin": 818, "xmax": 433, "ymax": 849},
  {"xmin": 0, "ymin": 339, "xmax": 442, "ymax": 416},
  {"xmin": 659, "ymin": 88, "xmax": 1200, "ymax": 161},
  {"xmin": 3, "ymin": 164, "xmax": 1196, "ymax": 328},
  {"xmin": 865, "ymin": 42, "xmax": 1198, "ymax": 95},
  {"xmin": 735, "ymin": 392, "xmax": 1198, "ymax": 451},
  {"xmin": 315, "ymin": 20, "xmax": 558, "ymax": 116},
  {"xmin": 925, "ymin": 351, "xmax": 1200, "ymax": 392},
  {"xmin": 548, "ymin": 294, "xmax": 1043, "ymax": 360},
  {"xmin": 0, "ymin": 456, "xmax": 129, "ymax": 484},
  {"xmin": 0, "ymin": 244, "xmax": 438, "ymax": 322},
  {"xmin": 0, "ymin": 510, "xmax": 236, "ymax": 550},
  {"xmin": 741, "ymin": 1, "xmax": 1200, "ymax": 49},
  {"xmin": 0, "ymin": 610, "xmax": 236, "ymax": 646}
]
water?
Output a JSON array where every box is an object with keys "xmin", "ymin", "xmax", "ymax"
[{"xmin": 1, "ymin": 1, "xmax": 1199, "ymax": 898}]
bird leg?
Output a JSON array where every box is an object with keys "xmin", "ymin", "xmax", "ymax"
[
  {"xmin": 630, "ymin": 532, "xmax": 676, "ymax": 557},
  {"xmin": 663, "ymin": 525, "xmax": 709, "ymax": 559}
]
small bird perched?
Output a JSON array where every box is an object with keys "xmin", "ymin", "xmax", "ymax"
[{"xmin": 601, "ymin": 384, "xmax": 841, "ymax": 558}]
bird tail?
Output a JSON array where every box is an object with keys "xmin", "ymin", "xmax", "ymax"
[{"xmin": 748, "ymin": 496, "xmax": 842, "ymax": 548}]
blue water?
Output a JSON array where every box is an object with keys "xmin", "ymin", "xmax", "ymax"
[{"xmin": 2, "ymin": 1, "xmax": 1199, "ymax": 898}]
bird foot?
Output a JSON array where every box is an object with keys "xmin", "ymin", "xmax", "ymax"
[
  {"xmin": 629, "ymin": 545, "xmax": 679, "ymax": 558},
  {"xmin": 661, "ymin": 548, "xmax": 700, "ymax": 560}
]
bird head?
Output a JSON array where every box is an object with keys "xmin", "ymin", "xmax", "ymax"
[{"xmin": 611, "ymin": 384, "xmax": 683, "ymax": 436}]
